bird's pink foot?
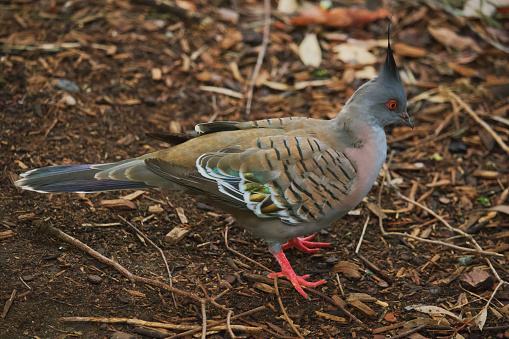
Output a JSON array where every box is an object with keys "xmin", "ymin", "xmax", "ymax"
[
  {"xmin": 268, "ymin": 248, "xmax": 326, "ymax": 299},
  {"xmin": 281, "ymin": 234, "xmax": 331, "ymax": 254}
]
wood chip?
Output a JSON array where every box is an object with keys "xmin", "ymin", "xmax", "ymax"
[
  {"xmin": 175, "ymin": 207, "xmax": 188, "ymax": 224},
  {"xmin": 331, "ymin": 294, "xmax": 348, "ymax": 308},
  {"xmin": 253, "ymin": 282, "xmax": 275, "ymax": 294},
  {"xmin": 347, "ymin": 293, "xmax": 377, "ymax": 303},
  {"xmin": 333, "ymin": 261, "xmax": 361, "ymax": 280},
  {"xmin": 148, "ymin": 204, "xmax": 164, "ymax": 214},
  {"xmin": 0, "ymin": 230, "xmax": 14, "ymax": 240},
  {"xmin": 121, "ymin": 190, "xmax": 146, "ymax": 201},
  {"xmin": 436, "ymin": 266, "xmax": 466, "ymax": 285},
  {"xmin": 347, "ymin": 299, "xmax": 377, "ymax": 318},
  {"xmin": 100, "ymin": 199, "xmax": 136, "ymax": 210},
  {"xmin": 315, "ymin": 311, "xmax": 347, "ymax": 323},
  {"xmin": 472, "ymin": 170, "xmax": 499, "ymax": 179},
  {"xmin": 164, "ymin": 227, "xmax": 190, "ymax": 245},
  {"xmin": 460, "ymin": 269, "xmax": 494, "ymax": 292},
  {"xmin": 151, "ymin": 68, "xmax": 162, "ymax": 80}
]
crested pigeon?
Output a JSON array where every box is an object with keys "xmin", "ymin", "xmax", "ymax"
[{"xmin": 15, "ymin": 33, "xmax": 413, "ymax": 299}]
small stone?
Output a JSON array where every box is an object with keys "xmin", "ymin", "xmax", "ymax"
[
  {"xmin": 64, "ymin": 95, "xmax": 76, "ymax": 106},
  {"xmin": 87, "ymin": 275, "xmax": 102, "ymax": 284},
  {"xmin": 219, "ymin": 280, "xmax": 233, "ymax": 289},
  {"xmin": 22, "ymin": 274, "xmax": 34, "ymax": 282},
  {"xmin": 57, "ymin": 79, "xmax": 79, "ymax": 92},
  {"xmin": 224, "ymin": 275, "xmax": 236, "ymax": 284},
  {"xmin": 242, "ymin": 29, "xmax": 263, "ymax": 46},
  {"xmin": 458, "ymin": 255, "xmax": 474, "ymax": 266},
  {"xmin": 448, "ymin": 138, "xmax": 468, "ymax": 154}
]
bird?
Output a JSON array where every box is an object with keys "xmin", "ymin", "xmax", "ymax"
[{"xmin": 15, "ymin": 32, "xmax": 412, "ymax": 300}]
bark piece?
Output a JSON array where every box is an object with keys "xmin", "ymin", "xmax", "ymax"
[{"xmin": 460, "ymin": 269, "xmax": 494, "ymax": 292}]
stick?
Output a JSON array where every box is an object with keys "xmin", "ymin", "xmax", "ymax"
[
  {"xmin": 389, "ymin": 325, "xmax": 427, "ymax": 339},
  {"xmin": 200, "ymin": 86, "xmax": 243, "ymax": 99},
  {"xmin": 273, "ymin": 276, "xmax": 303, "ymax": 338},
  {"xmin": 1, "ymin": 289, "xmax": 16, "ymax": 319},
  {"xmin": 118, "ymin": 215, "xmax": 177, "ymax": 306},
  {"xmin": 201, "ymin": 301, "xmax": 207, "ymax": 339},
  {"xmin": 448, "ymin": 91, "xmax": 509, "ymax": 156},
  {"xmin": 355, "ymin": 216, "xmax": 370, "ymax": 254},
  {"xmin": 167, "ymin": 306, "xmax": 266, "ymax": 338},
  {"xmin": 59, "ymin": 316, "xmax": 261, "ymax": 332},
  {"xmin": 224, "ymin": 225, "xmax": 274, "ymax": 273},
  {"xmin": 245, "ymin": 0, "xmax": 271, "ymax": 116},
  {"xmin": 35, "ymin": 221, "xmax": 228, "ymax": 310},
  {"xmin": 227, "ymin": 310, "xmax": 236, "ymax": 338},
  {"xmin": 304, "ymin": 288, "xmax": 366, "ymax": 327}
]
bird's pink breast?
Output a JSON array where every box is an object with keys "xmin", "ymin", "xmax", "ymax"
[{"xmin": 343, "ymin": 125, "xmax": 387, "ymax": 209}]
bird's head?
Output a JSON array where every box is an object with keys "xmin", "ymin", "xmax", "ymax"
[{"xmin": 344, "ymin": 30, "xmax": 413, "ymax": 129}]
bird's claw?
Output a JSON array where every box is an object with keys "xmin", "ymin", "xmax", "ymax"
[{"xmin": 281, "ymin": 234, "xmax": 331, "ymax": 254}]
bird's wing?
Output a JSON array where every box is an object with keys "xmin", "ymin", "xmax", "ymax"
[{"xmin": 145, "ymin": 134, "xmax": 357, "ymax": 225}]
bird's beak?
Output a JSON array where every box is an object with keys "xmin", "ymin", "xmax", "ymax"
[{"xmin": 399, "ymin": 112, "xmax": 414, "ymax": 129}]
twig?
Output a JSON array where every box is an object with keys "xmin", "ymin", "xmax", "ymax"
[
  {"xmin": 19, "ymin": 276, "xmax": 31, "ymax": 290},
  {"xmin": 118, "ymin": 215, "xmax": 176, "ymax": 307},
  {"xmin": 389, "ymin": 325, "xmax": 427, "ymax": 339},
  {"xmin": 245, "ymin": 0, "xmax": 271, "ymax": 116},
  {"xmin": 355, "ymin": 216, "xmax": 370, "ymax": 254},
  {"xmin": 227, "ymin": 309, "xmax": 236, "ymax": 339},
  {"xmin": 448, "ymin": 91, "xmax": 509, "ymax": 156},
  {"xmin": 1, "ymin": 289, "xmax": 16, "ymax": 319},
  {"xmin": 381, "ymin": 231, "xmax": 499, "ymax": 255},
  {"xmin": 336, "ymin": 273, "xmax": 344, "ymax": 297},
  {"xmin": 398, "ymin": 195, "xmax": 502, "ymax": 257},
  {"xmin": 304, "ymin": 288, "xmax": 366, "ymax": 327},
  {"xmin": 35, "ymin": 221, "xmax": 228, "ymax": 311},
  {"xmin": 379, "ymin": 154, "xmax": 508, "ymax": 330},
  {"xmin": 273, "ymin": 276, "xmax": 303, "ymax": 338},
  {"xmin": 200, "ymin": 86, "xmax": 243, "ymax": 99},
  {"xmin": 225, "ymin": 225, "xmax": 274, "ymax": 273},
  {"xmin": 167, "ymin": 306, "xmax": 266, "ymax": 338},
  {"xmin": 59, "ymin": 316, "xmax": 261, "ymax": 332},
  {"xmin": 201, "ymin": 301, "xmax": 207, "ymax": 339},
  {"xmin": 356, "ymin": 253, "xmax": 393, "ymax": 285}
]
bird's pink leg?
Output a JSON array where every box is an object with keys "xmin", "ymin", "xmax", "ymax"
[
  {"xmin": 281, "ymin": 234, "xmax": 331, "ymax": 254},
  {"xmin": 268, "ymin": 248, "xmax": 326, "ymax": 299}
]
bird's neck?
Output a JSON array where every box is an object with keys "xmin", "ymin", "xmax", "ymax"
[{"xmin": 332, "ymin": 106, "xmax": 381, "ymax": 149}]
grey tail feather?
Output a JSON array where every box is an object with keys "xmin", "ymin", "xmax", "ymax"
[{"xmin": 15, "ymin": 164, "xmax": 151, "ymax": 193}]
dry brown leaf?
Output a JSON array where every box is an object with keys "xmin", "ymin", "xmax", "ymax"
[
  {"xmin": 475, "ymin": 307, "xmax": 488, "ymax": 330},
  {"xmin": 393, "ymin": 43, "xmax": 426, "ymax": 57},
  {"xmin": 428, "ymin": 26, "xmax": 482, "ymax": 52},
  {"xmin": 412, "ymin": 305, "xmax": 463, "ymax": 321},
  {"xmin": 490, "ymin": 205, "xmax": 509, "ymax": 215},
  {"xmin": 448, "ymin": 62, "xmax": 478, "ymax": 77},
  {"xmin": 299, "ymin": 33, "xmax": 321, "ymax": 67},
  {"xmin": 292, "ymin": 6, "xmax": 389, "ymax": 28}
]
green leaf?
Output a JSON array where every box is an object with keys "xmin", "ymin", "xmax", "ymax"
[{"xmin": 478, "ymin": 197, "xmax": 491, "ymax": 206}]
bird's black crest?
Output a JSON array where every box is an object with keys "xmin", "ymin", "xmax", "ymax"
[{"xmin": 380, "ymin": 23, "xmax": 400, "ymax": 82}]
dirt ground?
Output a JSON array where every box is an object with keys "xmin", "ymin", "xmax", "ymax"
[{"xmin": 1, "ymin": 0, "xmax": 508, "ymax": 338}]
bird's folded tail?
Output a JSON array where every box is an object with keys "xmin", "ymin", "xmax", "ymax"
[{"xmin": 15, "ymin": 160, "xmax": 154, "ymax": 193}]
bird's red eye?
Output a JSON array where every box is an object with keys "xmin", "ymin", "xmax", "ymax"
[{"xmin": 385, "ymin": 100, "xmax": 398, "ymax": 111}]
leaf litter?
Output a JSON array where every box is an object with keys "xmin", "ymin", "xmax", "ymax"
[{"xmin": 0, "ymin": 0, "xmax": 508, "ymax": 338}]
